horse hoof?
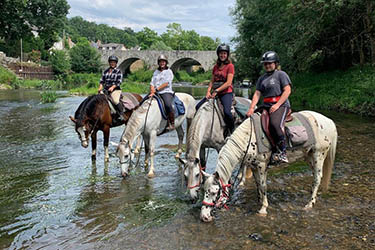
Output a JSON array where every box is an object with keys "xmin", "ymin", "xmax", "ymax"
[
  {"xmin": 105, "ymin": 157, "xmax": 109, "ymax": 162},
  {"xmin": 256, "ymin": 212, "xmax": 267, "ymax": 217},
  {"xmin": 175, "ymin": 154, "xmax": 180, "ymax": 159},
  {"xmin": 303, "ymin": 205, "xmax": 313, "ymax": 211},
  {"xmin": 147, "ymin": 173, "xmax": 155, "ymax": 178}
]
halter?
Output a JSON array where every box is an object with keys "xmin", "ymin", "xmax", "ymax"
[
  {"xmin": 202, "ymin": 177, "xmax": 231, "ymax": 210},
  {"xmin": 187, "ymin": 164, "xmax": 205, "ymax": 189}
]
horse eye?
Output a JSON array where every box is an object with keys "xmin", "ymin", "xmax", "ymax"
[{"xmin": 195, "ymin": 173, "xmax": 200, "ymax": 178}]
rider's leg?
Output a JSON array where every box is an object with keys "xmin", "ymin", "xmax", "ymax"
[
  {"xmin": 111, "ymin": 90, "xmax": 125, "ymax": 117},
  {"xmin": 219, "ymin": 93, "xmax": 234, "ymax": 136},
  {"xmin": 269, "ymin": 106, "xmax": 289, "ymax": 163},
  {"xmin": 161, "ymin": 93, "xmax": 175, "ymax": 130}
]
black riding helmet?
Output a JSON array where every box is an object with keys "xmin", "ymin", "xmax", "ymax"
[
  {"xmin": 108, "ymin": 55, "xmax": 119, "ymax": 63},
  {"xmin": 261, "ymin": 51, "xmax": 279, "ymax": 63},
  {"xmin": 216, "ymin": 44, "xmax": 230, "ymax": 56}
]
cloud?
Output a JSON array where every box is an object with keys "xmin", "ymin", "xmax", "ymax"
[{"xmin": 67, "ymin": 0, "xmax": 236, "ymax": 42}]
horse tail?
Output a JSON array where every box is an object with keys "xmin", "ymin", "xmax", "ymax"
[{"xmin": 321, "ymin": 125, "xmax": 338, "ymax": 192}]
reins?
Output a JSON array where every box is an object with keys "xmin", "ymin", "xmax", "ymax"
[{"xmin": 203, "ymin": 98, "xmax": 217, "ymax": 167}]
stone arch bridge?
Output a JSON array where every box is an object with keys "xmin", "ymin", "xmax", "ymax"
[{"xmin": 99, "ymin": 50, "xmax": 217, "ymax": 75}]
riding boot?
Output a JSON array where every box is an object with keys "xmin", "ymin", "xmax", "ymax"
[
  {"xmin": 223, "ymin": 116, "xmax": 235, "ymax": 138},
  {"xmin": 277, "ymin": 136, "xmax": 288, "ymax": 163},
  {"xmin": 167, "ymin": 112, "xmax": 175, "ymax": 130},
  {"xmin": 116, "ymin": 103, "xmax": 126, "ymax": 120}
]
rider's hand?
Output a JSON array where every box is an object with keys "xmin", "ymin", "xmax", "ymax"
[
  {"xmin": 211, "ymin": 90, "xmax": 218, "ymax": 98},
  {"xmin": 246, "ymin": 107, "xmax": 255, "ymax": 117},
  {"xmin": 205, "ymin": 92, "xmax": 211, "ymax": 99},
  {"xmin": 109, "ymin": 86, "xmax": 116, "ymax": 92},
  {"xmin": 149, "ymin": 92, "xmax": 155, "ymax": 97},
  {"xmin": 270, "ymin": 104, "xmax": 280, "ymax": 113}
]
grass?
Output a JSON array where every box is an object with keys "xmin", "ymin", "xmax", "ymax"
[
  {"xmin": 268, "ymin": 161, "xmax": 310, "ymax": 177},
  {"xmin": 290, "ymin": 65, "xmax": 375, "ymax": 116},
  {"xmin": 40, "ymin": 91, "xmax": 58, "ymax": 103},
  {"xmin": 0, "ymin": 65, "xmax": 17, "ymax": 86}
]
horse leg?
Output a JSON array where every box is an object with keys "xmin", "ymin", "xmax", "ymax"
[
  {"xmin": 304, "ymin": 151, "xmax": 325, "ymax": 209},
  {"xmin": 199, "ymin": 147, "xmax": 207, "ymax": 171},
  {"xmin": 147, "ymin": 130, "xmax": 157, "ymax": 178},
  {"xmin": 254, "ymin": 162, "xmax": 269, "ymax": 216},
  {"xmin": 91, "ymin": 131, "xmax": 97, "ymax": 160},
  {"xmin": 144, "ymin": 135, "xmax": 150, "ymax": 169},
  {"xmin": 175, "ymin": 126, "xmax": 184, "ymax": 159},
  {"xmin": 134, "ymin": 134, "xmax": 142, "ymax": 155},
  {"xmin": 185, "ymin": 118, "xmax": 193, "ymax": 155},
  {"xmin": 103, "ymin": 125, "xmax": 110, "ymax": 162}
]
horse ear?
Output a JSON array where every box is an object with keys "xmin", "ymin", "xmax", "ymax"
[
  {"xmin": 69, "ymin": 116, "xmax": 76, "ymax": 123},
  {"xmin": 213, "ymin": 171, "xmax": 220, "ymax": 180},
  {"xmin": 179, "ymin": 158, "xmax": 187, "ymax": 165}
]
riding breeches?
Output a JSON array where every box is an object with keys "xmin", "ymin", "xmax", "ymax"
[
  {"xmin": 110, "ymin": 90, "xmax": 122, "ymax": 105},
  {"xmin": 266, "ymin": 106, "xmax": 289, "ymax": 140},
  {"xmin": 218, "ymin": 92, "xmax": 234, "ymax": 129},
  {"xmin": 160, "ymin": 93, "xmax": 174, "ymax": 114}
]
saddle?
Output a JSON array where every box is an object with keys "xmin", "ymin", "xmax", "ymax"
[
  {"xmin": 257, "ymin": 108, "xmax": 312, "ymax": 150},
  {"xmin": 106, "ymin": 92, "xmax": 138, "ymax": 115},
  {"xmin": 140, "ymin": 94, "xmax": 185, "ymax": 120}
]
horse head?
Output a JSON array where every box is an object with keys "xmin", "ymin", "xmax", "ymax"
[
  {"xmin": 117, "ymin": 140, "xmax": 134, "ymax": 177},
  {"xmin": 70, "ymin": 116, "xmax": 90, "ymax": 148},
  {"xmin": 200, "ymin": 171, "xmax": 230, "ymax": 222},
  {"xmin": 179, "ymin": 157, "xmax": 203, "ymax": 203}
]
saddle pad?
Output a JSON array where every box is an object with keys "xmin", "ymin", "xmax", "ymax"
[
  {"xmin": 142, "ymin": 95, "xmax": 185, "ymax": 120},
  {"xmin": 121, "ymin": 92, "xmax": 139, "ymax": 110},
  {"xmin": 253, "ymin": 112, "xmax": 316, "ymax": 154}
]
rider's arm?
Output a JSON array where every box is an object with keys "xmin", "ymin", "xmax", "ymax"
[
  {"xmin": 206, "ymin": 75, "xmax": 215, "ymax": 98},
  {"xmin": 274, "ymin": 85, "xmax": 291, "ymax": 108},
  {"xmin": 246, "ymin": 90, "xmax": 261, "ymax": 116}
]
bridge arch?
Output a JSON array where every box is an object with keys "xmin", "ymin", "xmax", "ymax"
[
  {"xmin": 170, "ymin": 57, "xmax": 204, "ymax": 73},
  {"xmin": 118, "ymin": 57, "xmax": 145, "ymax": 76}
]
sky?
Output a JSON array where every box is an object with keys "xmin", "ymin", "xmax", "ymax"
[{"xmin": 66, "ymin": 0, "xmax": 237, "ymax": 43}]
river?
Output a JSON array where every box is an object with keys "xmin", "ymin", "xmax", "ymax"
[{"xmin": 0, "ymin": 89, "xmax": 374, "ymax": 249}]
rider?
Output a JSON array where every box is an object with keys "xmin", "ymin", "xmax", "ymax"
[
  {"xmin": 246, "ymin": 51, "xmax": 292, "ymax": 163},
  {"xmin": 206, "ymin": 44, "xmax": 235, "ymax": 137},
  {"xmin": 98, "ymin": 55, "xmax": 125, "ymax": 118},
  {"xmin": 149, "ymin": 54, "xmax": 175, "ymax": 130}
]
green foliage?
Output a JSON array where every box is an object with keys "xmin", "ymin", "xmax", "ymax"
[
  {"xmin": 28, "ymin": 50, "xmax": 41, "ymax": 63},
  {"xmin": 64, "ymin": 73, "xmax": 101, "ymax": 89},
  {"xmin": 49, "ymin": 50, "xmax": 71, "ymax": 75},
  {"xmin": 136, "ymin": 27, "xmax": 160, "ymax": 49},
  {"xmin": 40, "ymin": 91, "xmax": 58, "ymax": 103},
  {"xmin": 0, "ymin": 66, "xmax": 17, "ymax": 85},
  {"xmin": 12, "ymin": 79, "xmax": 64, "ymax": 90},
  {"xmin": 290, "ymin": 65, "xmax": 375, "ymax": 116},
  {"xmin": 0, "ymin": 0, "xmax": 69, "ymax": 56},
  {"xmin": 126, "ymin": 67, "xmax": 154, "ymax": 83},
  {"xmin": 149, "ymin": 41, "xmax": 172, "ymax": 51},
  {"xmin": 174, "ymin": 70, "xmax": 211, "ymax": 84},
  {"xmin": 232, "ymin": 0, "xmax": 375, "ymax": 79},
  {"xmin": 69, "ymin": 38, "xmax": 101, "ymax": 73}
]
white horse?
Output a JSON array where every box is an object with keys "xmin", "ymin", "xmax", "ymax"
[
  {"xmin": 179, "ymin": 98, "xmax": 253, "ymax": 202},
  {"xmin": 117, "ymin": 92, "xmax": 196, "ymax": 178},
  {"xmin": 200, "ymin": 111, "xmax": 337, "ymax": 222}
]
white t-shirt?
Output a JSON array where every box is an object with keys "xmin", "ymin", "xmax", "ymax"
[{"xmin": 150, "ymin": 68, "xmax": 174, "ymax": 94}]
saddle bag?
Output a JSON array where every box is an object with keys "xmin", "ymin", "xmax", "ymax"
[{"xmin": 285, "ymin": 126, "xmax": 308, "ymax": 146}]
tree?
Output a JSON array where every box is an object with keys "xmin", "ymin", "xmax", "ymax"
[
  {"xmin": 0, "ymin": 0, "xmax": 69, "ymax": 56},
  {"xmin": 149, "ymin": 41, "xmax": 172, "ymax": 51},
  {"xmin": 69, "ymin": 38, "xmax": 101, "ymax": 73},
  {"xmin": 49, "ymin": 50, "xmax": 71, "ymax": 75},
  {"xmin": 136, "ymin": 27, "xmax": 160, "ymax": 49}
]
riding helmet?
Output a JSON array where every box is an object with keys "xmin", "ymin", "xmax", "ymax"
[
  {"xmin": 108, "ymin": 55, "xmax": 119, "ymax": 63},
  {"xmin": 216, "ymin": 44, "xmax": 230, "ymax": 56},
  {"xmin": 157, "ymin": 54, "xmax": 168, "ymax": 64},
  {"xmin": 261, "ymin": 51, "xmax": 279, "ymax": 63}
]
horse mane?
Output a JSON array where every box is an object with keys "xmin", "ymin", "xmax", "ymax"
[
  {"xmin": 216, "ymin": 118, "xmax": 253, "ymax": 183},
  {"xmin": 186, "ymin": 101, "xmax": 215, "ymax": 158},
  {"xmin": 120, "ymin": 99, "xmax": 150, "ymax": 143},
  {"xmin": 74, "ymin": 95, "xmax": 107, "ymax": 125}
]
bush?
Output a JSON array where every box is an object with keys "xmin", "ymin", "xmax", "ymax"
[
  {"xmin": 69, "ymin": 38, "xmax": 101, "ymax": 73},
  {"xmin": 126, "ymin": 67, "xmax": 154, "ymax": 83},
  {"xmin": 49, "ymin": 50, "xmax": 71, "ymax": 75},
  {"xmin": 0, "ymin": 65, "xmax": 17, "ymax": 85},
  {"xmin": 65, "ymin": 73, "xmax": 101, "ymax": 89}
]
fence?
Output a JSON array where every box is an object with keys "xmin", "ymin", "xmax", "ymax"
[{"xmin": 8, "ymin": 63, "xmax": 54, "ymax": 80}]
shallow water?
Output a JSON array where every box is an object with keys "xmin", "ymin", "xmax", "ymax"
[{"xmin": 0, "ymin": 89, "xmax": 374, "ymax": 249}]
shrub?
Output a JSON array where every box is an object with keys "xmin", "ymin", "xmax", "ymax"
[
  {"xmin": 0, "ymin": 65, "xmax": 17, "ymax": 85},
  {"xmin": 40, "ymin": 91, "xmax": 58, "ymax": 103},
  {"xmin": 49, "ymin": 50, "xmax": 71, "ymax": 75},
  {"xmin": 69, "ymin": 38, "xmax": 101, "ymax": 73}
]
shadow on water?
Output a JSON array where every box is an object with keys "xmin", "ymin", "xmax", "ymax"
[{"xmin": 0, "ymin": 89, "xmax": 374, "ymax": 249}]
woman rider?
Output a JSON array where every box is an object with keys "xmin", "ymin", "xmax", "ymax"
[
  {"xmin": 246, "ymin": 51, "xmax": 292, "ymax": 163},
  {"xmin": 206, "ymin": 44, "xmax": 235, "ymax": 136},
  {"xmin": 149, "ymin": 54, "xmax": 175, "ymax": 130},
  {"xmin": 98, "ymin": 55, "xmax": 125, "ymax": 118}
]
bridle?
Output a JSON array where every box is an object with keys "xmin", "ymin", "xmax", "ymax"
[
  {"xmin": 187, "ymin": 164, "xmax": 205, "ymax": 190},
  {"xmin": 202, "ymin": 177, "xmax": 231, "ymax": 211}
]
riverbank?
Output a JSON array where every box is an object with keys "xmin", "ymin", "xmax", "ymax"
[{"xmin": 290, "ymin": 65, "xmax": 375, "ymax": 116}]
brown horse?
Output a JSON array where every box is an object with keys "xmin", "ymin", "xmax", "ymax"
[{"xmin": 69, "ymin": 93, "xmax": 142, "ymax": 161}]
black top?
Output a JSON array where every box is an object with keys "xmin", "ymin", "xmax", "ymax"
[
  {"xmin": 100, "ymin": 67, "xmax": 123, "ymax": 90},
  {"xmin": 256, "ymin": 70, "xmax": 291, "ymax": 107}
]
